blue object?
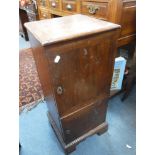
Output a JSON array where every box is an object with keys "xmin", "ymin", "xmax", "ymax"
[{"xmin": 111, "ymin": 57, "xmax": 127, "ymax": 90}]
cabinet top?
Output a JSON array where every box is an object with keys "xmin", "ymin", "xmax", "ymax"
[{"xmin": 25, "ymin": 14, "xmax": 120, "ymax": 46}]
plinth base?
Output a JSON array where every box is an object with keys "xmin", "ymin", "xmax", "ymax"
[{"xmin": 47, "ymin": 111, "xmax": 108, "ymax": 154}]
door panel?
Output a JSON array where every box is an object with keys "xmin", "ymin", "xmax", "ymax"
[{"xmin": 47, "ymin": 38, "xmax": 112, "ymax": 117}]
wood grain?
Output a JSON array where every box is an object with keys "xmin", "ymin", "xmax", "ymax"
[{"xmin": 25, "ymin": 14, "xmax": 120, "ymax": 45}]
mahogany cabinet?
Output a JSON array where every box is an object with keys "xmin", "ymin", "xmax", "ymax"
[{"xmin": 25, "ymin": 14, "xmax": 120, "ymax": 154}]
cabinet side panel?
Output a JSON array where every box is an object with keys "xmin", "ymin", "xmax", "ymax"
[{"xmin": 27, "ymin": 31, "xmax": 63, "ymax": 135}]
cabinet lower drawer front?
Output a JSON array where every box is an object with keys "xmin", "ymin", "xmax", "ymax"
[
  {"xmin": 61, "ymin": 99, "xmax": 108, "ymax": 144},
  {"xmin": 81, "ymin": 1, "xmax": 108, "ymax": 20},
  {"xmin": 62, "ymin": 0, "xmax": 77, "ymax": 13}
]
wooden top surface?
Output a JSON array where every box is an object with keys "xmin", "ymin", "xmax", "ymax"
[{"xmin": 25, "ymin": 14, "xmax": 120, "ymax": 46}]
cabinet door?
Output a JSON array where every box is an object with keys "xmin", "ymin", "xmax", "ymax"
[{"xmin": 46, "ymin": 35, "xmax": 114, "ymax": 117}]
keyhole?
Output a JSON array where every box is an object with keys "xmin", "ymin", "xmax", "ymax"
[{"xmin": 57, "ymin": 86, "xmax": 63, "ymax": 95}]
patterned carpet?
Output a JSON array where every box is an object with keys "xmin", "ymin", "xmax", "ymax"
[{"xmin": 19, "ymin": 48, "xmax": 44, "ymax": 111}]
